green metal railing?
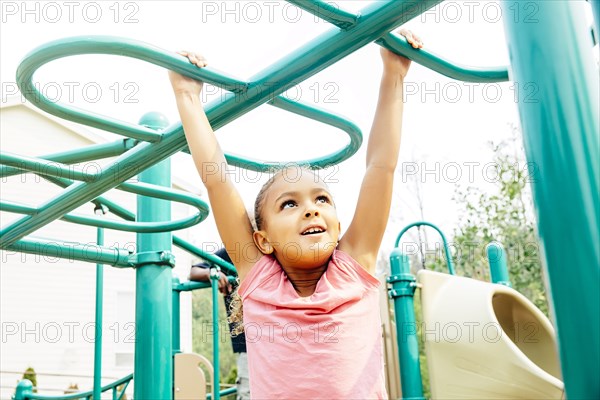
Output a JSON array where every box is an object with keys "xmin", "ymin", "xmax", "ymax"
[{"xmin": 14, "ymin": 374, "xmax": 132, "ymax": 400}]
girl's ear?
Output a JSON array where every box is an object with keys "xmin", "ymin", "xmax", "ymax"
[{"xmin": 253, "ymin": 230, "xmax": 273, "ymax": 255}]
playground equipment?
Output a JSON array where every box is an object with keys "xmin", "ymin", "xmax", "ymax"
[
  {"xmin": 1, "ymin": 0, "xmax": 598, "ymax": 399},
  {"xmin": 389, "ymin": 223, "xmax": 565, "ymax": 399}
]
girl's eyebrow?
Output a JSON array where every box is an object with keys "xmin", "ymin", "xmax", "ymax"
[
  {"xmin": 275, "ymin": 188, "xmax": 332, "ymax": 204},
  {"xmin": 275, "ymin": 191, "xmax": 299, "ymax": 204}
]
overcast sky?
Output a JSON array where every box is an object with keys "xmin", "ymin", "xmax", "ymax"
[{"xmin": 1, "ymin": 1, "xmax": 596, "ymax": 266}]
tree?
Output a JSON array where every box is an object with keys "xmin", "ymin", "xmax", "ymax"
[
  {"xmin": 427, "ymin": 131, "xmax": 549, "ymax": 314},
  {"xmin": 21, "ymin": 367, "xmax": 37, "ymax": 393}
]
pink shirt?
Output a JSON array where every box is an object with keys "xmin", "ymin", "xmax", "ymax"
[{"xmin": 238, "ymin": 249, "xmax": 387, "ymax": 399}]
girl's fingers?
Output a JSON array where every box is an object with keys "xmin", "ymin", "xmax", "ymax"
[
  {"xmin": 398, "ymin": 29, "xmax": 423, "ymax": 48},
  {"xmin": 178, "ymin": 50, "xmax": 208, "ymax": 67}
]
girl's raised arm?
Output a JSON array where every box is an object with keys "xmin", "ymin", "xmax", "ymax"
[
  {"xmin": 169, "ymin": 53, "xmax": 261, "ymax": 281},
  {"xmin": 338, "ymin": 30, "xmax": 423, "ymax": 274}
]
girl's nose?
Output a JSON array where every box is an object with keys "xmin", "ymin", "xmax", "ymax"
[{"xmin": 305, "ymin": 210, "xmax": 320, "ymax": 218}]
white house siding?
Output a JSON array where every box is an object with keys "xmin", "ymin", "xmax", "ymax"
[{"xmin": 1, "ymin": 102, "xmax": 198, "ymax": 399}]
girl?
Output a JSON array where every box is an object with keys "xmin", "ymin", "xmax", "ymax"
[{"xmin": 169, "ymin": 29, "xmax": 423, "ymax": 399}]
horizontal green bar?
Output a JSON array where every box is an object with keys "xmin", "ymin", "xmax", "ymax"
[
  {"xmin": 0, "ymin": 139, "xmax": 136, "ymax": 179},
  {"xmin": 174, "ymin": 276, "xmax": 237, "ymax": 292},
  {"xmin": 1, "ymin": 151, "xmax": 103, "ymax": 181},
  {"xmin": 207, "ymin": 387, "xmax": 237, "ymax": 399},
  {"xmin": 376, "ymin": 33, "xmax": 509, "ymax": 83},
  {"xmin": 23, "ymin": 374, "xmax": 133, "ymax": 400},
  {"xmin": 173, "ymin": 236, "xmax": 238, "ymax": 277},
  {"xmin": 285, "ymin": 0, "xmax": 358, "ymax": 29},
  {"xmin": 0, "ymin": 152, "xmax": 209, "ymax": 232},
  {"xmin": 4, "ymin": 237, "xmax": 132, "ymax": 267}
]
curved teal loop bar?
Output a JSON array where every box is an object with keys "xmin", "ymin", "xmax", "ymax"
[
  {"xmin": 225, "ymin": 96, "xmax": 363, "ymax": 172},
  {"xmin": 1, "ymin": 199, "xmax": 203, "ymax": 233},
  {"xmin": 377, "ymin": 33, "xmax": 509, "ymax": 83},
  {"xmin": 16, "ymin": 36, "xmax": 247, "ymax": 141},
  {"xmin": 1, "ymin": 152, "xmax": 209, "ymax": 233},
  {"xmin": 394, "ymin": 221, "xmax": 455, "ymax": 275},
  {"xmin": 16, "ymin": 35, "xmax": 362, "ymax": 172}
]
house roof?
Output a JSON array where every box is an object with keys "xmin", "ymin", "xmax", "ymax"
[{"xmin": 1, "ymin": 97, "xmax": 202, "ymax": 195}]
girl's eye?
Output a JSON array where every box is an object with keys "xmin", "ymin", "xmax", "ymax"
[
  {"xmin": 281, "ymin": 200, "xmax": 296, "ymax": 209},
  {"xmin": 316, "ymin": 195, "xmax": 330, "ymax": 204}
]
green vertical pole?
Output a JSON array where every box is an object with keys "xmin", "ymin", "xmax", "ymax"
[
  {"xmin": 486, "ymin": 243, "xmax": 511, "ymax": 287},
  {"xmin": 210, "ymin": 267, "xmax": 221, "ymax": 400},
  {"xmin": 172, "ymin": 278, "xmax": 181, "ymax": 355},
  {"xmin": 134, "ymin": 112, "xmax": 173, "ymax": 400},
  {"xmin": 501, "ymin": 1, "xmax": 600, "ymax": 397},
  {"xmin": 388, "ymin": 249, "xmax": 424, "ymax": 400},
  {"xmin": 93, "ymin": 205, "xmax": 107, "ymax": 400}
]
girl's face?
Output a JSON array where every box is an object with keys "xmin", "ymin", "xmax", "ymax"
[{"xmin": 254, "ymin": 170, "xmax": 340, "ymax": 269}]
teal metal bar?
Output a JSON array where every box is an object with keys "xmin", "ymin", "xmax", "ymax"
[
  {"xmin": 134, "ymin": 114, "xmax": 173, "ymax": 400},
  {"xmin": 206, "ymin": 387, "xmax": 237, "ymax": 399},
  {"xmin": 1, "ymin": 193, "xmax": 207, "ymax": 234},
  {"xmin": 0, "ymin": 139, "xmax": 136, "ymax": 178},
  {"xmin": 210, "ymin": 267, "xmax": 221, "ymax": 400},
  {"xmin": 0, "ymin": 150, "xmax": 209, "ymax": 244},
  {"xmin": 16, "ymin": 36, "xmax": 248, "ymax": 138},
  {"xmin": 173, "ymin": 237, "xmax": 238, "ymax": 277},
  {"xmin": 0, "ymin": 152, "xmax": 209, "ymax": 232},
  {"xmin": 501, "ymin": 1, "xmax": 600, "ymax": 397},
  {"xmin": 172, "ymin": 277, "xmax": 181, "ymax": 355},
  {"xmin": 388, "ymin": 249, "xmax": 425, "ymax": 400},
  {"xmin": 5, "ymin": 236, "xmax": 132, "ymax": 267},
  {"xmin": 285, "ymin": 0, "xmax": 358, "ymax": 29},
  {"xmin": 174, "ymin": 276, "xmax": 237, "ymax": 293},
  {"xmin": 93, "ymin": 206, "xmax": 107, "ymax": 400},
  {"xmin": 486, "ymin": 242, "xmax": 511, "ymax": 287},
  {"xmin": 225, "ymin": 95, "xmax": 363, "ymax": 170},
  {"xmin": 376, "ymin": 33, "xmax": 509, "ymax": 83},
  {"xmin": 395, "ymin": 221, "xmax": 455, "ymax": 275},
  {"xmin": 591, "ymin": 0, "xmax": 600, "ymax": 38},
  {"xmin": 21, "ymin": 374, "xmax": 133, "ymax": 400}
]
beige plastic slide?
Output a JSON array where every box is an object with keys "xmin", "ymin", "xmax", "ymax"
[
  {"xmin": 418, "ymin": 270, "xmax": 564, "ymax": 399},
  {"xmin": 174, "ymin": 352, "xmax": 213, "ymax": 400}
]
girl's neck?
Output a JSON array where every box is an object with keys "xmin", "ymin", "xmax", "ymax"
[{"xmin": 284, "ymin": 263, "xmax": 328, "ymax": 297}]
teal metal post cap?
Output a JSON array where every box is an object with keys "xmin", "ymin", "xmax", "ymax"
[
  {"xmin": 139, "ymin": 112, "xmax": 169, "ymax": 130},
  {"xmin": 389, "ymin": 247, "xmax": 409, "ymax": 263},
  {"xmin": 486, "ymin": 242, "xmax": 511, "ymax": 287},
  {"xmin": 14, "ymin": 380, "xmax": 33, "ymax": 400}
]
